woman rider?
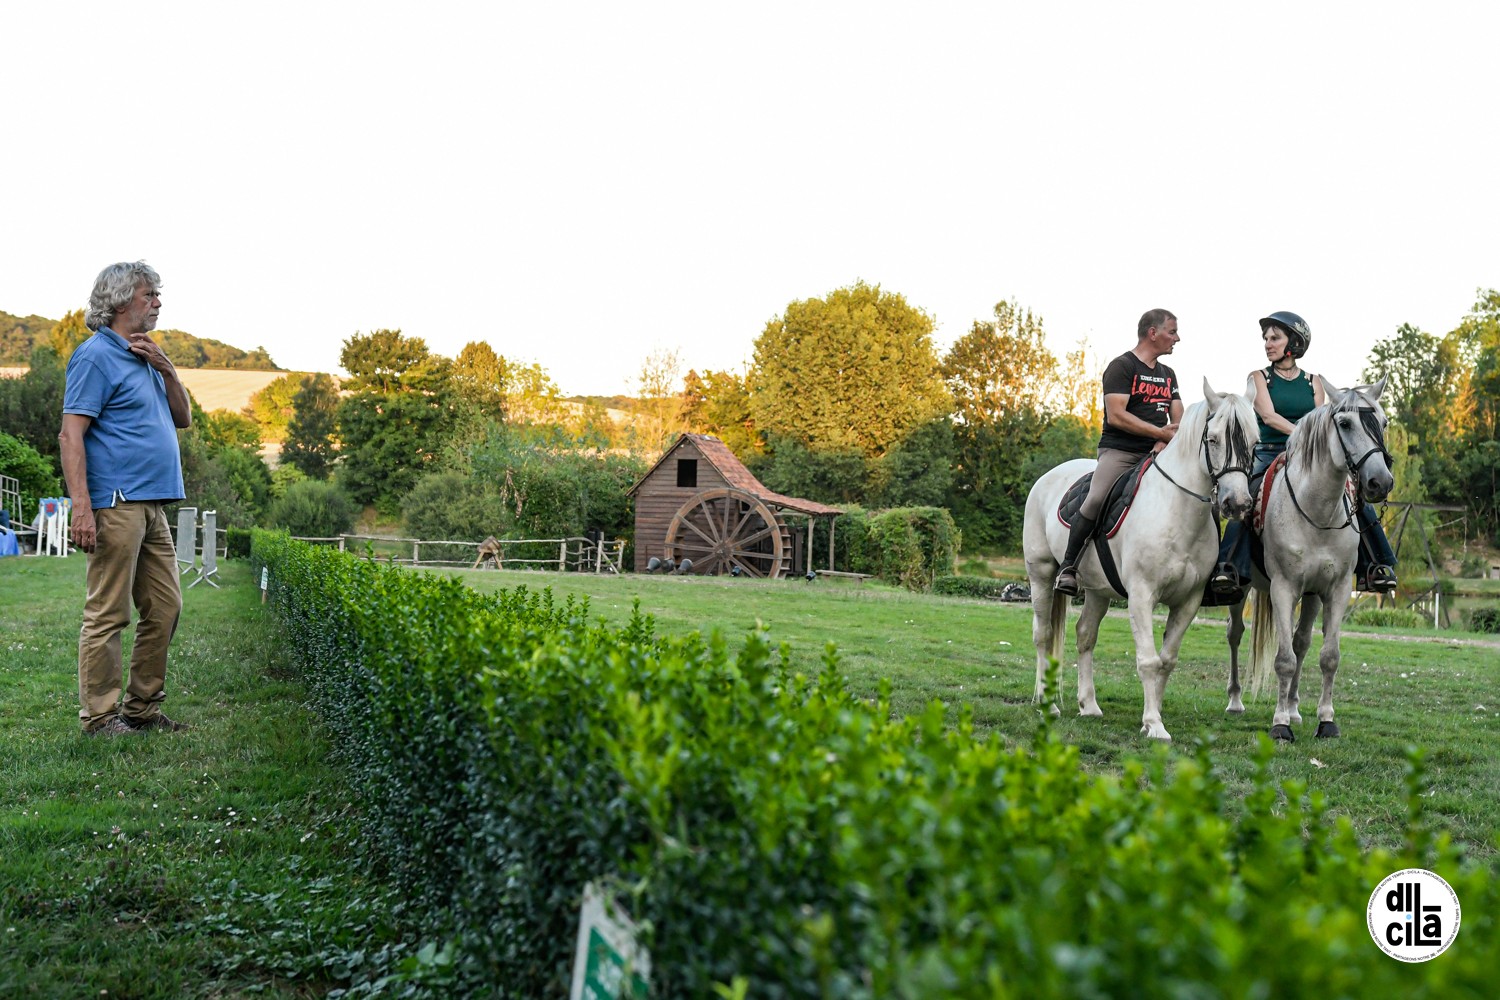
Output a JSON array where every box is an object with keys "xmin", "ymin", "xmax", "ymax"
[{"xmin": 1209, "ymin": 311, "xmax": 1398, "ymax": 596}]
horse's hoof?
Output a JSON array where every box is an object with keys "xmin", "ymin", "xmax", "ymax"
[
  {"xmin": 1141, "ymin": 725, "xmax": 1172, "ymax": 742},
  {"xmin": 1077, "ymin": 705, "xmax": 1103, "ymax": 718},
  {"xmin": 1225, "ymin": 702, "xmax": 1245, "ymax": 715},
  {"xmin": 1315, "ymin": 720, "xmax": 1340, "ymax": 739},
  {"xmin": 1270, "ymin": 724, "xmax": 1295, "ymax": 743}
]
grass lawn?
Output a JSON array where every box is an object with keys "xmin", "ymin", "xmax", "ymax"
[
  {"xmin": 447, "ymin": 565, "xmax": 1500, "ymax": 860},
  {"xmin": 0, "ymin": 557, "xmax": 405, "ymax": 999}
]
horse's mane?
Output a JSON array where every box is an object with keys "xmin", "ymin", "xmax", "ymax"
[
  {"xmin": 1158, "ymin": 389, "xmax": 1254, "ymax": 466},
  {"xmin": 1161, "ymin": 396, "xmax": 1209, "ymax": 462},
  {"xmin": 1286, "ymin": 388, "xmax": 1364, "ymax": 473}
]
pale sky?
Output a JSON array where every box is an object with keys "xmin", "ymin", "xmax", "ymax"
[{"xmin": 5, "ymin": 2, "xmax": 1497, "ymax": 402}]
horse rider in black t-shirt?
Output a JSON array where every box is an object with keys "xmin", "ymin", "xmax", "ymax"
[{"xmin": 1054, "ymin": 308, "xmax": 1184, "ymax": 595}]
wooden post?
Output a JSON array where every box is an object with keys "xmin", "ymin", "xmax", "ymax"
[
  {"xmin": 559, "ymin": 540, "xmax": 567, "ymax": 572},
  {"xmin": 413, "ymin": 539, "xmax": 420, "ymax": 566},
  {"xmin": 595, "ymin": 541, "xmax": 603, "ymax": 574},
  {"xmin": 339, "ymin": 535, "xmax": 347, "ymax": 553},
  {"xmin": 828, "ymin": 516, "xmax": 836, "ymax": 570}
]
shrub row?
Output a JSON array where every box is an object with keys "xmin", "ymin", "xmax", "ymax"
[
  {"xmin": 254, "ymin": 532, "xmax": 1498, "ymax": 997},
  {"xmin": 931, "ymin": 575, "xmax": 1011, "ymax": 599},
  {"xmin": 820, "ymin": 506, "xmax": 959, "ymax": 591}
]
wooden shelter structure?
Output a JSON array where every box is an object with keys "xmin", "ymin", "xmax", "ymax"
[{"xmin": 627, "ymin": 434, "xmax": 843, "ymax": 578}]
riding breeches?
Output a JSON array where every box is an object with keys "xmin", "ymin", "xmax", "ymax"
[{"xmin": 1079, "ymin": 448, "xmax": 1151, "ymax": 521}]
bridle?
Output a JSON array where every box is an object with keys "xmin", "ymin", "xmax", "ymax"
[
  {"xmin": 1285, "ymin": 401, "xmax": 1391, "ymax": 530},
  {"xmin": 1153, "ymin": 404, "xmax": 1255, "ymax": 507}
]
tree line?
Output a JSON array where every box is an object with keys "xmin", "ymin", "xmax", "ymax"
[{"xmin": 3, "ymin": 284, "xmax": 1498, "ymax": 558}]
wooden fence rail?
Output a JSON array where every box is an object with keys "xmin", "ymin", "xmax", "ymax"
[{"xmin": 289, "ymin": 533, "xmax": 627, "ymax": 574}]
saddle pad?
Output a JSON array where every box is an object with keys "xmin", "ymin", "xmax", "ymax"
[{"xmin": 1056, "ymin": 455, "xmax": 1155, "ymax": 539}]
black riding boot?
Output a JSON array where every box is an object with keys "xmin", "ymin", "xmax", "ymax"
[{"xmin": 1053, "ymin": 514, "xmax": 1097, "ymax": 596}]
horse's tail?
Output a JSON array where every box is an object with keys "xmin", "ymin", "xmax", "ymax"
[
  {"xmin": 1048, "ymin": 588, "xmax": 1068, "ymax": 665},
  {"xmin": 1247, "ymin": 590, "xmax": 1278, "ymax": 699}
]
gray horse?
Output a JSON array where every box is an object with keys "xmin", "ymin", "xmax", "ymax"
[{"xmin": 1228, "ymin": 378, "xmax": 1393, "ymax": 741}]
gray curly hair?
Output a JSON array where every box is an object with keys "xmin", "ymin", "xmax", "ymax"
[{"xmin": 85, "ymin": 260, "xmax": 162, "ymax": 331}]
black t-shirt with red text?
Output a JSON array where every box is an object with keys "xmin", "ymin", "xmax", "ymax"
[{"xmin": 1097, "ymin": 351, "xmax": 1181, "ymax": 454}]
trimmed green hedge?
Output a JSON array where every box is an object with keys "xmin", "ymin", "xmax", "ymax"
[
  {"xmin": 254, "ymin": 531, "xmax": 1498, "ymax": 997},
  {"xmin": 1347, "ymin": 607, "xmax": 1427, "ymax": 629}
]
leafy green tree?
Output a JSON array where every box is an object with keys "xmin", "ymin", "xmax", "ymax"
[
  {"xmin": 452, "ymin": 341, "xmax": 508, "ymax": 422},
  {"xmin": 48, "ymin": 310, "xmax": 92, "ymax": 363},
  {"xmin": 282, "ymin": 374, "xmax": 341, "ymax": 480},
  {"xmin": 0, "ymin": 310, "xmax": 58, "ymax": 365},
  {"xmin": 339, "ymin": 328, "xmax": 444, "ymax": 394},
  {"xmin": 201, "ymin": 410, "xmax": 263, "ymax": 453},
  {"xmin": 0, "ymin": 345, "xmax": 66, "ymax": 463},
  {"xmin": 468, "ymin": 428, "xmax": 644, "ymax": 543},
  {"xmin": 941, "ymin": 300, "xmax": 1064, "ymax": 550},
  {"xmin": 682, "ymin": 369, "xmax": 757, "ymax": 456},
  {"xmin": 336, "ymin": 330, "xmax": 462, "ymax": 510},
  {"xmin": 503, "ymin": 360, "xmax": 569, "ymax": 428},
  {"xmin": 246, "ymin": 373, "xmax": 303, "ymax": 443},
  {"xmin": 749, "ymin": 282, "xmax": 951, "ymax": 459},
  {"xmin": 749, "ymin": 435, "xmax": 870, "ymax": 505},
  {"xmin": 868, "ymin": 418, "xmax": 955, "ymax": 509},
  {"xmin": 1361, "ymin": 323, "xmax": 1461, "ymax": 461},
  {"xmin": 174, "ymin": 432, "xmax": 255, "ymax": 527},
  {"xmin": 1450, "ymin": 289, "xmax": 1500, "ymax": 445}
]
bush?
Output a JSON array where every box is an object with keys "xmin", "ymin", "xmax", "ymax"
[
  {"xmin": 225, "ymin": 526, "xmax": 252, "ymax": 559},
  {"xmin": 1346, "ymin": 606, "xmax": 1426, "ymax": 629},
  {"xmin": 1465, "ymin": 605, "xmax": 1500, "ymax": 634},
  {"xmin": 254, "ymin": 532, "xmax": 1500, "ymax": 998},
  {"xmin": 932, "ymin": 575, "xmax": 1009, "ymax": 599},
  {"xmin": 401, "ymin": 471, "xmax": 511, "ymax": 542},
  {"xmin": 861, "ymin": 507, "xmax": 959, "ymax": 591},
  {"xmin": 266, "ymin": 479, "xmax": 358, "ymax": 538},
  {"xmin": 0, "ymin": 430, "xmax": 59, "ymax": 520}
]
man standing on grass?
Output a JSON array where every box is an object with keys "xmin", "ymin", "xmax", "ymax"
[{"xmin": 59, "ymin": 261, "xmax": 192, "ymax": 736}]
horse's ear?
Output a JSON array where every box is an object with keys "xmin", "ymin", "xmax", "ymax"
[
  {"xmin": 1366, "ymin": 375, "xmax": 1388, "ymax": 401},
  {"xmin": 1202, "ymin": 376, "xmax": 1221, "ymax": 410},
  {"xmin": 1244, "ymin": 374, "xmax": 1258, "ymax": 404},
  {"xmin": 1317, "ymin": 374, "xmax": 1342, "ymax": 403}
]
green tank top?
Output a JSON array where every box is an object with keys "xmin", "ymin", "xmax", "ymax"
[{"xmin": 1259, "ymin": 366, "xmax": 1316, "ymax": 447}]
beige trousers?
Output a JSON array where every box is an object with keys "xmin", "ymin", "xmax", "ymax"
[{"xmin": 78, "ymin": 501, "xmax": 182, "ymax": 731}]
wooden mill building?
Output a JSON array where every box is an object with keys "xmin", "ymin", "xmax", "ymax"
[{"xmin": 627, "ymin": 434, "xmax": 843, "ymax": 579}]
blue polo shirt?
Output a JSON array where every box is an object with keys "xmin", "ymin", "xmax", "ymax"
[{"xmin": 63, "ymin": 327, "xmax": 185, "ymax": 508}]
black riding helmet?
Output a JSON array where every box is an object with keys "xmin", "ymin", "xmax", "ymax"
[{"xmin": 1259, "ymin": 310, "xmax": 1312, "ymax": 360}]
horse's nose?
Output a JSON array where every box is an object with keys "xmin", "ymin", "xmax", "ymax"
[{"xmin": 1365, "ymin": 471, "xmax": 1394, "ymax": 502}]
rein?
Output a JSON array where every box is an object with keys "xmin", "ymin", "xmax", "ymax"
[
  {"xmin": 1153, "ymin": 405, "xmax": 1254, "ymax": 505},
  {"xmin": 1284, "ymin": 403, "xmax": 1390, "ymax": 531}
]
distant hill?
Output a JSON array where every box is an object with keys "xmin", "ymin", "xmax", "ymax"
[{"xmin": 0, "ymin": 308, "xmax": 281, "ymax": 370}]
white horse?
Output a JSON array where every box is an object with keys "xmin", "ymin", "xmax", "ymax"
[
  {"xmin": 1227, "ymin": 378, "xmax": 1393, "ymax": 741},
  {"xmin": 1023, "ymin": 378, "xmax": 1259, "ymax": 741}
]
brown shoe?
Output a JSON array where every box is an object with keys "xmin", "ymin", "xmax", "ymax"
[
  {"xmin": 86, "ymin": 715, "xmax": 139, "ymax": 737},
  {"xmin": 129, "ymin": 713, "xmax": 190, "ymax": 733}
]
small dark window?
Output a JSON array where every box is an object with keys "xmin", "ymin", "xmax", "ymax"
[{"xmin": 676, "ymin": 459, "xmax": 698, "ymax": 488}]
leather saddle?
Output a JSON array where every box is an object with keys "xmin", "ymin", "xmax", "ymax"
[{"xmin": 1056, "ymin": 456, "xmax": 1155, "ymax": 538}]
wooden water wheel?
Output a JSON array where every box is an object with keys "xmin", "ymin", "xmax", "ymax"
[{"xmin": 663, "ymin": 487, "xmax": 791, "ymax": 578}]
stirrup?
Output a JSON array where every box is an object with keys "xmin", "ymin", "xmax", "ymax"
[
  {"xmin": 1363, "ymin": 565, "xmax": 1398, "ymax": 591},
  {"xmin": 1054, "ymin": 567, "xmax": 1080, "ymax": 596},
  {"xmin": 1209, "ymin": 563, "xmax": 1242, "ymax": 596}
]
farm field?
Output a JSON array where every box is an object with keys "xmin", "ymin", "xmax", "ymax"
[{"xmin": 447, "ymin": 565, "xmax": 1500, "ymax": 860}]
